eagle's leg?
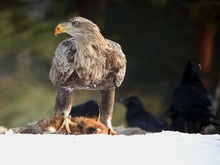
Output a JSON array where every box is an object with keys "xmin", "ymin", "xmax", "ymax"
[
  {"xmin": 99, "ymin": 88, "xmax": 115, "ymax": 133},
  {"xmin": 54, "ymin": 86, "xmax": 76, "ymax": 134}
]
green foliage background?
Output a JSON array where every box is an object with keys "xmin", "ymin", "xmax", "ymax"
[{"xmin": 0, "ymin": 0, "xmax": 220, "ymax": 129}]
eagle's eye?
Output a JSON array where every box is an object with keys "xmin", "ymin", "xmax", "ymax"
[{"xmin": 72, "ymin": 21, "xmax": 79, "ymax": 27}]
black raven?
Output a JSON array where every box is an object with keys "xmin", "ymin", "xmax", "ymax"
[
  {"xmin": 160, "ymin": 59, "xmax": 220, "ymax": 134},
  {"xmin": 69, "ymin": 100, "xmax": 100, "ymax": 120},
  {"xmin": 118, "ymin": 95, "xmax": 169, "ymax": 132}
]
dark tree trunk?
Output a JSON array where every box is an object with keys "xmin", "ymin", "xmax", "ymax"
[
  {"xmin": 195, "ymin": 23, "xmax": 216, "ymax": 89},
  {"xmin": 194, "ymin": 23, "xmax": 220, "ymax": 120}
]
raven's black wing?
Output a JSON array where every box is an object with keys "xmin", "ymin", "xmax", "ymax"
[
  {"xmin": 172, "ymin": 85, "xmax": 214, "ymax": 115},
  {"xmin": 70, "ymin": 100, "xmax": 100, "ymax": 119}
]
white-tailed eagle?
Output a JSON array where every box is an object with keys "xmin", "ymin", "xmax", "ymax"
[{"xmin": 49, "ymin": 16, "xmax": 126, "ymax": 134}]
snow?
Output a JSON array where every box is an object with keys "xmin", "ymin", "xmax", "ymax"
[{"xmin": 0, "ymin": 130, "xmax": 220, "ymax": 165}]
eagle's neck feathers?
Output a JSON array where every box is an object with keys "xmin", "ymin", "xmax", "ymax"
[{"xmin": 71, "ymin": 31, "xmax": 108, "ymax": 84}]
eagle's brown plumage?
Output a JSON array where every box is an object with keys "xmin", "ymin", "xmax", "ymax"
[{"xmin": 49, "ymin": 16, "xmax": 126, "ymax": 133}]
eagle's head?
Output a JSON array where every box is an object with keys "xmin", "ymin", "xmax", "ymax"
[{"xmin": 55, "ymin": 16, "xmax": 100, "ymax": 38}]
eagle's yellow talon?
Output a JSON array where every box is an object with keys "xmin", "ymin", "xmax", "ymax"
[{"xmin": 58, "ymin": 117, "xmax": 77, "ymax": 134}]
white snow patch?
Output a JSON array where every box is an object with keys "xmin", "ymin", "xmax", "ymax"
[{"xmin": 0, "ymin": 131, "xmax": 219, "ymax": 165}]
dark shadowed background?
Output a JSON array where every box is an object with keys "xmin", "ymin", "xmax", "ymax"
[{"xmin": 0, "ymin": 0, "xmax": 220, "ymax": 129}]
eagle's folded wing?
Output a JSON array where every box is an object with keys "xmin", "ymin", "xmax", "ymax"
[{"xmin": 49, "ymin": 38, "xmax": 76, "ymax": 85}]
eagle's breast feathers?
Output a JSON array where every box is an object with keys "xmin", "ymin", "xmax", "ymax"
[{"xmin": 49, "ymin": 38, "xmax": 126, "ymax": 89}]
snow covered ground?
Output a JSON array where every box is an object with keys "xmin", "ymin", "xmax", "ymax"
[{"xmin": 0, "ymin": 130, "xmax": 220, "ymax": 165}]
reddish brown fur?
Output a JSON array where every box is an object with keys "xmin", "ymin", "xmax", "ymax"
[
  {"xmin": 1, "ymin": 119, "xmax": 148, "ymax": 135},
  {"xmin": 10, "ymin": 116, "xmax": 116, "ymax": 135}
]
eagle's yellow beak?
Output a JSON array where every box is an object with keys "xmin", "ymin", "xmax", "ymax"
[{"xmin": 55, "ymin": 23, "xmax": 65, "ymax": 36}]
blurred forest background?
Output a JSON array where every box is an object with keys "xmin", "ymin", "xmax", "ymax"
[{"xmin": 1, "ymin": 0, "xmax": 220, "ymax": 129}]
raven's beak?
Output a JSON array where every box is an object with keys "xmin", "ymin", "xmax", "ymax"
[
  {"xmin": 116, "ymin": 98, "xmax": 123, "ymax": 103},
  {"xmin": 198, "ymin": 63, "xmax": 202, "ymax": 70},
  {"xmin": 116, "ymin": 98, "xmax": 127, "ymax": 104}
]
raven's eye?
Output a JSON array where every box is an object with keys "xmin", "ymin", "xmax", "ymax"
[{"xmin": 72, "ymin": 21, "xmax": 79, "ymax": 27}]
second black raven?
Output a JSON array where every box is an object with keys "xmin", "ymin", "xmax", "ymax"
[
  {"xmin": 160, "ymin": 59, "xmax": 220, "ymax": 134},
  {"xmin": 118, "ymin": 95, "xmax": 169, "ymax": 132},
  {"xmin": 69, "ymin": 100, "xmax": 100, "ymax": 120}
]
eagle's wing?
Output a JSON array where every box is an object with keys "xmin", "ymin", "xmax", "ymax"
[
  {"xmin": 49, "ymin": 38, "xmax": 76, "ymax": 85},
  {"xmin": 106, "ymin": 39, "xmax": 127, "ymax": 87}
]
